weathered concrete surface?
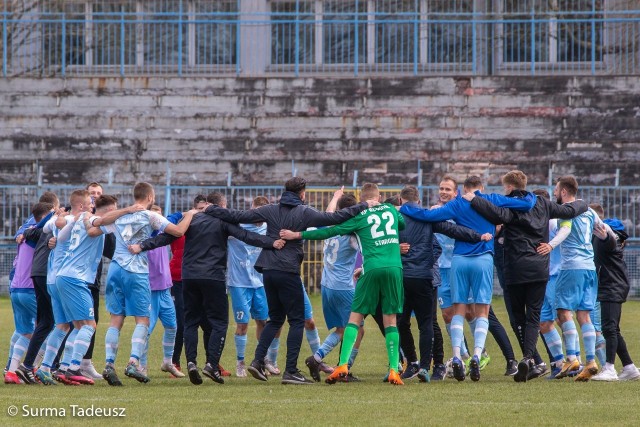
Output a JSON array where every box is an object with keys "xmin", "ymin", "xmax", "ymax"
[{"xmin": 1, "ymin": 76, "xmax": 639, "ymax": 186}]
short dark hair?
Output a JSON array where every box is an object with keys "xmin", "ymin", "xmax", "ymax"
[
  {"xmin": 31, "ymin": 202, "xmax": 53, "ymax": 222},
  {"xmin": 133, "ymin": 182, "xmax": 154, "ymax": 201},
  {"xmin": 502, "ymin": 170, "xmax": 527, "ymax": 190},
  {"xmin": 557, "ymin": 176, "xmax": 578, "ymax": 197},
  {"xmin": 252, "ymin": 196, "xmax": 270, "ymax": 208},
  {"xmin": 589, "ymin": 203, "xmax": 604, "ymax": 218},
  {"xmin": 206, "ymin": 192, "xmax": 226, "ymax": 206},
  {"xmin": 463, "ymin": 176, "xmax": 483, "ymax": 190},
  {"xmin": 39, "ymin": 191, "xmax": 59, "ymax": 206},
  {"xmin": 383, "ymin": 195, "xmax": 401, "ymax": 207},
  {"xmin": 95, "ymin": 195, "xmax": 118, "ymax": 210},
  {"xmin": 532, "ymin": 189, "xmax": 550, "ymax": 199},
  {"xmin": 400, "ymin": 185, "xmax": 420, "ymax": 202},
  {"xmin": 86, "ymin": 182, "xmax": 102, "ymax": 190},
  {"xmin": 440, "ymin": 175, "xmax": 458, "ymax": 188},
  {"xmin": 337, "ymin": 194, "xmax": 358, "ymax": 210},
  {"xmin": 285, "ymin": 177, "xmax": 307, "ymax": 194},
  {"xmin": 193, "ymin": 194, "xmax": 207, "ymax": 207}
]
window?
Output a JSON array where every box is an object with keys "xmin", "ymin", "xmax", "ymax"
[
  {"xmin": 195, "ymin": 0, "xmax": 237, "ymax": 66},
  {"xmin": 271, "ymin": 0, "xmax": 315, "ymax": 66}
]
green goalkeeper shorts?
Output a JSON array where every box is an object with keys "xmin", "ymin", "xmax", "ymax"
[{"xmin": 351, "ymin": 267, "xmax": 403, "ymax": 316}]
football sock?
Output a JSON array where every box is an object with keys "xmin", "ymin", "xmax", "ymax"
[
  {"xmin": 306, "ymin": 327, "xmax": 321, "ymax": 354},
  {"xmin": 385, "ymin": 326, "xmax": 400, "ymax": 371},
  {"xmin": 235, "ymin": 334, "xmax": 247, "ymax": 361},
  {"xmin": 561, "ymin": 320, "xmax": 578, "ymax": 361},
  {"xmin": 338, "ymin": 323, "xmax": 359, "ymax": 367},
  {"xmin": 581, "ymin": 323, "xmax": 596, "ymax": 363}
]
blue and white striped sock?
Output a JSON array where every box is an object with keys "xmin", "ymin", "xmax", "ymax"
[
  {"xmin": 41, "ymin": 328, "xmax": 68, "ymax": 371},
  {"xmin": 450, "ymin": 315, "xmax": 465, "ymax": 359},
  {"xmin": 306, "ymin": 328, "xmax": 321, "ymax": 354},
  {"xmin": 235, "ymin": 334, "xmax": 247, "ymax": 361},
  {"xmin": 60, "ymin": 329, "xmax": 78, "ymax": 370},
  {"xmin": 595, "ymin": 333, "xmax": 607, "ymax": 367},
  {"xmin": 8, "ymin": 335, "xmax": 30, "ymax": 372},
  {"xmin": 130, "ymin": 324, "xmax": 149, "ymax": 364},
  {"xmin": 472, "ymin": 317, "xmax": 489, "ymax": 358},
  {"xmin": 266, "ymin": 338, "xmax": 280, "ymax": 363},
  {"xmin": 70, "ymin": 325, "xmax": 95, "ymax": 371},
  {"xmin": 561, "ymin": 320, "xmax": 578, "ymax": 361},
  {"xmin": 316, "ymin": 331, "xmax": 341, "ymax": 361},
  {"xmin": 348, "ymin": 347, "xmax": 359, "ymax": 369},
  {"xmin": 163, "ymin": 328, "xmax": 177, "ymax": 363},
  {"xmin": 105, "ymin": 327, "xmax": 120, "ymax": 365},
  {"xmin": 582, "ymin": 323, "xmax": 596, "ymax": 363},
  {"xmin": 542, "ymin": 328, "xmax": 564, "ymax": 365},
  {"xmin": 6, "ymin": 331, "xmax": 20, "ymax": 371}
]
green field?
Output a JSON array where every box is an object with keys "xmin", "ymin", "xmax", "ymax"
[{"xmin": 1, "ymin": 295, "xmax": 639, "ymax": 426}]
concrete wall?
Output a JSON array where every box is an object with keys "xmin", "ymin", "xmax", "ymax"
[{"xmin": 1, "ymin": 76, "xmax": 639, "ymax": 186}]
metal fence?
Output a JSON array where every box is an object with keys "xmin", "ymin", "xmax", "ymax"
[
  {"xmin": 1, "ymin": 0, "xmax": 639, "ymax": 77},
  {"xmin": 2, "ymin": 184, "xmax": 640, "ymax": 241}
]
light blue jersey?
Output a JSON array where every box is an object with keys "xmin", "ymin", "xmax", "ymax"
[
  {"xmin": 100, "ymin": 210, "xmax": 170, "ymax": 274},
  {"xmin": 321, "ymin": 234, "xmax": 359, "ymax": 291},
  {"xmin": 44, "ymin": 215, "xmax": 73, "ymax": 285},
  {"xmin": 227, "ymin": 223, "xmax": 266, "ymax": 289},
  {"xmin": 548, "ymin": 219, "xmax": 561, "ymax": 276},
  {"xmin": 435, "ymin": 232, "xmax": 454, "ymax": 269},
  {"xmin": 57, "ymin": 212, "xmax": 105, "ymax": 283},
  {"xmin": 559, "ymin": 207, "xmax": 601, "ymax": 271}
]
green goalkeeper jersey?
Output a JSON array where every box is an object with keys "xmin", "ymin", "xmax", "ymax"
[{"xmin": 301, "ymin": 203, "xmax": 405, "ymax": 274}]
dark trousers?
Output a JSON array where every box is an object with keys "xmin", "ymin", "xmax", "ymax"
[
  {"xmin": 507, "ymin": 281, "xmax": 546, "ymax": 360},
  {"xmin": 254, "ymin": 270, "xmax": 305, "ymax": 374},
  {"xmin": 171, "ymin": 280, "xmax": 185, "ymax": 365},
  {"xmin": 183, "ymin": 279, "xmax": 228, "ymax": 367},
  {"xmin": 23, "ymin": 276, "xmax": 54, "ymax": 368},
  {"xmin": 488, "ymin": 306, "xmax": 515, "ymax": 362},
  {"xmin": 431, "ymin": 288, "xmax": 444, "ymax": 366},
  {"xmin": 398, "ymin": 278, "xmax": 434, "ymax": 370},
  {"xmin": 601, "ymin": 301, "xmax": 634, "ymax": 366},
  {"xmin": 84, "ymin": 285, "xmax": 100, "ymax": 360}
]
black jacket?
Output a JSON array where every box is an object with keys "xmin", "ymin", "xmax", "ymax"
[
  {"xmin": 399, "ymin": 202, "xmax": 484, "ymax": 280},
  {"xmin": 594, "ymin": 231, "xmax": 630, "ymax": 303},
  {"xmin": 205, "ymin": 191, "xmax": 368, "ymax": 274},
  {"xmin": 470, "ymin": 192, "xmax": 588, "ymax": 285},
  {"xmin": 140, "ymin": 213, "xmax": 275, "ymax": 282},
  {"xmin": 26, "ymin": 227, "xmax": 52, "ymax": 278}
]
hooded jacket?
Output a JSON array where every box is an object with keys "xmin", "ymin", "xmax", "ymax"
[
  {"xmin": 594, "ymin": 219, "xmax": 630, "ymax": 303},
  {"xmin": 470, "ymin": 191, "xmax": 588, "ymax": 285},
  {"xmin": 205, "ymin": 191, "xmax": 368, "ymax": 275}
]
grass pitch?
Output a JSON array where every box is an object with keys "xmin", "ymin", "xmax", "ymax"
[{"xmin": 1, "ymin": 295, "xmax": 639, "ymax": 426}]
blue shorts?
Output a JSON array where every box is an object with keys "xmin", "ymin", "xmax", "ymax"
[
  {"xmin": 322, "ymin": 287, "xmax": 354, "ymax": 330},
  {"xmin": 591, "ymin": 300, "xmax": 601, "ymax": 332},
  {"xmin": 229, "ymin": 286, "xmax": 269, "ymax": 324},
  {"xmin": 451, "ymin": 253, "xmax": 493, "ymax": 305},
  {"xmin": 540, "ymin": 274, "xmax": 558, "ymax": 323},
  {"xmin": 555, "ymin": 269, "xmax": 597, "ymax": 312},
  {"xmin": 48, "ymin": 281, "xmax": 70, "ymax": 324},
  {"xmin": 56, "ymin": 276, "xmax": 95, "ymax": 322},
  {"xmin": 10, "ymin": 289, "xmax": 36, "ymax": 335},
  {"xmin": 105, "ymin": 261, "xmax": 151, "ymax": 317},
  {"xmin": 437, "ymin": 268, "xmax": 452, "ymax": 309},
  {"xmin": 303, "ymin": 284, "xmax": 313, "ymax": 320},
  {"xmin": 149, "ymin": 288, "xmax": 177, "ymax": 334}
]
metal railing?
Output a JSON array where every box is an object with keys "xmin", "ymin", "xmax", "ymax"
[{"xmin": 1, "ymin": 1, "xmax": 639, "ymax": 77}]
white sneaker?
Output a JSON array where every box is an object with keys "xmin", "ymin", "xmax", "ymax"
[
  {"xmin": 161, "ymin": 361, "xmax": 185, "ymax": 378},
  {"xmin": 592, "ymin": 368, "xmax": 619, "ymax": 381},
  {"xmin": 619, "ymin": 366, "xmax": 640, "ymax": 381},
  {"xmin": 236, "ymin": 361, "xmax": 247, "ymax": 378},
  {"xmin": 264, "ymin": 358, "xmax": 281, "ymax": 376},
  {"xmin": 80, "ymin": 359, "xmax": 103, "ymax": 380}
]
